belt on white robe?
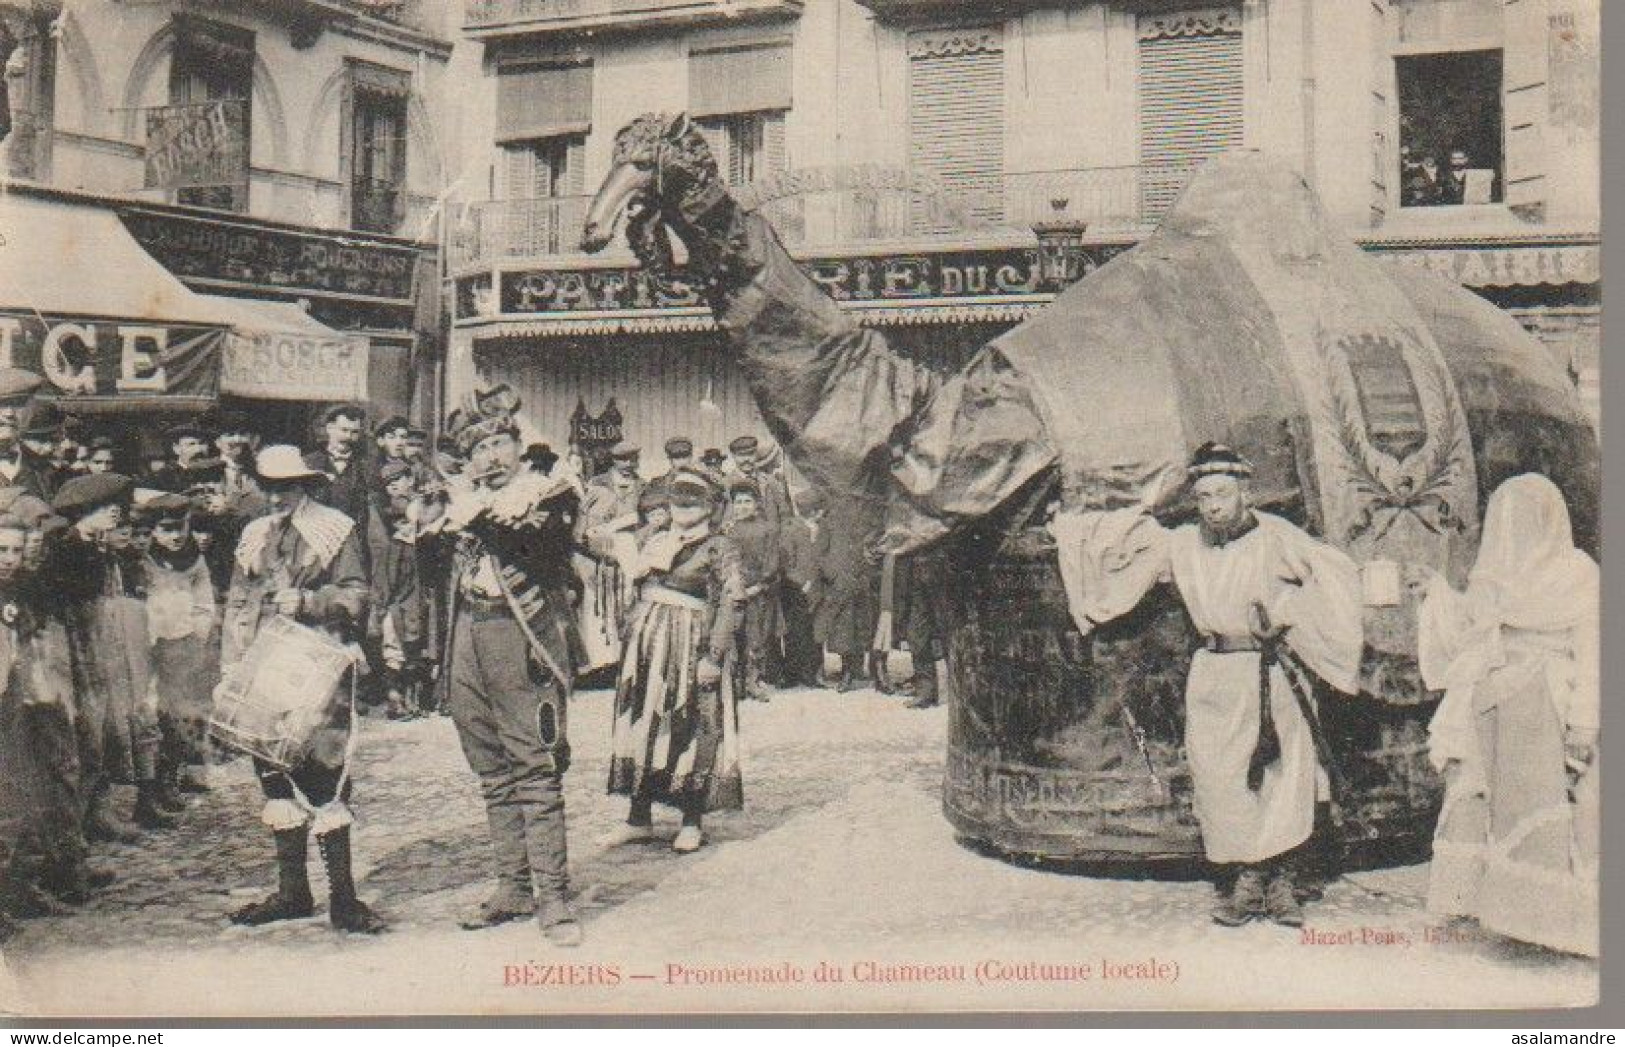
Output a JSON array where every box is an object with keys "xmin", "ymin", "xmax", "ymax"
[{"xmin": 1201, "ymin": 633, "xmax": 1262, "ymax": 654}]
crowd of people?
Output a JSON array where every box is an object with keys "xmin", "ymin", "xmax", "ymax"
[{"xmin": 0, "ymin": 378, "xmax": 947, "ymax": 945}]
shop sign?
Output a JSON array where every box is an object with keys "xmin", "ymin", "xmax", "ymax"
[
  {"xmin": 498, "ymin": 246, "xmax": 1132, "ymax": 316},
  {"xmin": 569, "ymin": 398, "xmax": 623, "ymax": 458},
  {"xmin": 221, "ymin": 329, "xmax": 369, "ymax": 402},
  {"xmin": 121, "ymin": 210, "xmax": 422, "ymax": 304},
  {"xmin": 0, "ymin": 311, "xmax": 222, "ymax": 398},
  {"xmin": 144, "ymin": 100, "xmax": 249, "ymax": 192}
]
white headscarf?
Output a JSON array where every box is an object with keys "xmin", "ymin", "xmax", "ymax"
[
  {"xmin": 1464, "ymin": 473, "xmax": 1597, "ymax": 632},
  {"xmin": 1421, "ymin": 473, "xmax": 1599, "ymax": 779}
]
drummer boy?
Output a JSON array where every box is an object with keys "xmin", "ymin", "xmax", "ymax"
[{"xmin": 220, "ymin": 445, "xmax": 383, "ymax": 934}]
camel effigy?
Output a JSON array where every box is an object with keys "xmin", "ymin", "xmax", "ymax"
[{"xmin": 580, "ymin": 113, "xmax": 1598, "ymax": 867}]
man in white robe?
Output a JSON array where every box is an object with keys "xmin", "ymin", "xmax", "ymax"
[{"xmin": 1051, "ymin": 443, "xmax": 1363, "ymax": 926}]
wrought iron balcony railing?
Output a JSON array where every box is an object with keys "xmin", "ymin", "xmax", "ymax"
[{"xmin": 449, "ymin": 162, "xmax": 1202, "ymax": 267}]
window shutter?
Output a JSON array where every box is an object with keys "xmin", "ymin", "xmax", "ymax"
[
  {"xmin": 563, "ymin": 137, "xmax": 585, "ymax": 195},
  {"xmin": 762, "ymin": 111, "xmax": 787, "ymax": 177},
  {"xmin": 697, "ymin": 119, "xmax": 730, "ymax": 182},
  {"xmin": 907, "ymin": 26, "xmax": 1005, "ymax": 230},
  {"xmin": 1136, "ymin": 8, "xmax": 1244, "ymax": 220},
  {"xmin": 496, "ymin": 60, "xmax": 592, "ymax": 144},
  {"xmin": 504, "ymin": 143, "xmax": 534, "ymax": 199},
  {"xmin": 1370, "ymin": 3, "xmax": 1391, "ymax": 226},
  {"xmin": 689, "ymin": 41, "xmax": 792, "ymax": 119},
  {"xmin": 1502, "ymin": 0, "xmax": 1550, "ymax": 218}
]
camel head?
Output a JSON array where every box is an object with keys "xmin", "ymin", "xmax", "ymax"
[{"xmin": 580, "ymin": 112, "xmax": 724, "ymax": 255}]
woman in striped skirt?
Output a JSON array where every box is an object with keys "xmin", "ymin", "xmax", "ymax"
[{"xmin": 603, "ymin": 471, "xmax": 747, "ymax": 853}]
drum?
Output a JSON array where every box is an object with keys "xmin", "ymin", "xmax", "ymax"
[{"xmin": 208, "ymin": 616, "xmax": 355, "ymax": 770}]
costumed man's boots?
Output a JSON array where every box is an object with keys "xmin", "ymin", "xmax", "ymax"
[
  {"xmin": 523, "ymin": 800, "xmax": 581, "ymax": 948},
  {"xmin": 461, "ymin": 802, "xmax": 536, "ymax": 930},
  {"xmin": 133, "ymin": 780, "xmax": 179, "ymax": 830},
  {"xmin": 84, "ymin": 783, "xmax": 139, "ymax": 845},
  {"xmin": 317, "ymin": 827, "xmax": 385, "ymax": 934},
  {"xmin": 230, "ymin": 827, "xmax": 315, "ymax": 926},
  {"xmin": 1213, "ymin": 865, "xmax": 1267, "ymax": 927}
]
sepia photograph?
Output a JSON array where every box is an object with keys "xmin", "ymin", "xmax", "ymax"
[{"xmin": 0, "ymin": 0, "xmax": 1602, "ymax": 1020}]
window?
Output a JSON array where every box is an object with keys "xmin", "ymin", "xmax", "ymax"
[
  {"xmin": 689, "ymin": 39, "xmax": 791, "ymax": 187},
  {"xmin": 502, "ymin": 135, "xmax": 583, "ymax": 256},
  {"xmin": 493, "ymin": 57, "xmax": 591, "ymax": 256},
  {"xmin": 346, "ymin": 62, "xmax": 411, "ymax": 234},
  {"xmin": 1396, "ymin": 49, "xmax": 1504, "ymax": 207},
  {"xmin": 168, "ymin": 16, "xmax": 252, "ymax": 212},
  {"xmin": 696, "ymin": 111, "xmax": 785, "ymax": 187}
]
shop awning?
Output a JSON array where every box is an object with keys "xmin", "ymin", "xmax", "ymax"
[
  {"xmin": 207, "ymin": 295, "xmax": 370, "ymax": 402},
  {"xmin": 0, "ymin": 191, "xmax": 228, "ymax": 325},
  {"xmin": 0, "ymin": 192, "xmax": 370, "ymax": 406}
]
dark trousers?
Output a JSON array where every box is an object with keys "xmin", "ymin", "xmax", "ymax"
[
  {"xmin": 446, "ymin": 608, "xmax": 571, "ymax": 907},
  {"xmin": 779, "ymin": 582, "xmax": 820, "ymax": 686}
]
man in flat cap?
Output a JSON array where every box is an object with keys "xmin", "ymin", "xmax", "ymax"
[
  {"xmin": 49, "ymin": 472, "xmax": 173, "ymax": 839},
  {"xmin": 18, "ymin": 403, "xmax": 66, "ymax": 501},
  {"xmin": 1050, "ymin": 441, "xmax": 1362, "ymax": 928},
  {"xmin": 574, "ymin": 440, "xmax": 643, "ymax": 676},
  {"xmin": 645, "ymin": 437, "xmax": 694, "ymax": 510},
  {"xmin": 723, "ymin": 480, "xmax": 782, "ymax": 702},
  {"xmin": 0, "ymin": 501, "xmax": 114, "ymax": 915},
  {"xmin": 370, "ymin": 416, "xmax": 413, "ymax": 501},
  {"xmin": 138, "ymin": 493, "xmax": 218, "ymax": 802},
  {"xmin": 148, "ymin": 421, "xmax": 217, "ymax": 496},
  {"xmin": 200, "ymin": 411, "xmax": 268, "ymax": 598},
  {"xmin": 0, "ymin": 370, "xmax": 51, "ymax": 502},
  {"xmin": 369, "ymin": 460, "xmax": 426, "ymax": 720}
]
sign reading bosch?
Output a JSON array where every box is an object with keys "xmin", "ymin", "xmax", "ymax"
[
  {"xmin": 144, "ymin": 100, "xmax": 249, "ymax": 192},
  {"xmin": 121, "ymin": 210, "xmax": 421, "ymax": 305},
  {"xmin": 496, "ymin": 245, "xmax": 1131, "ymax": 315}
]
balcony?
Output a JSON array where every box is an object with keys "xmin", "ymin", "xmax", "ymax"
[
  {"xmin": 464, "ymin": 0, "xmax": 803, "ymax": 38},
  {"xmin": 450, "ymin": 162, "xmax": 1200, "ymax": 267},
  {"xmin": 351, "ymin": 179, "xmax": 404, "ymax": 235}
]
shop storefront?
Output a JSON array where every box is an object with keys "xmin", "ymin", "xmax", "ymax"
[{"xmin": 117, "ymin": 196, "xmax": 438, "ymax": 443}]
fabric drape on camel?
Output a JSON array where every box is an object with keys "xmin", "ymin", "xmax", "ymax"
[{"xmin": 722, "ymin": 152, "xmax": 1596, "ymax": 568}]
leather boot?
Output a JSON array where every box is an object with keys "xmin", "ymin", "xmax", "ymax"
[
  {"xmin": 317, "ymin": 827, "xmax": 385, "ymax": 934},
  {"xmin": 461, "ymin": 803, "xmax": 535, "ymax": 930},
  {"xmin": 230, "ymin": 828, "xmax": 315, "ymax": 926},
  {"xmin": 134, "ymin": 781, "xmax": 179, "ymax": 830},
  {"xmin": 522, "ymin": 794, "xmax": 577, "ymax": 946},
  {"xmin": 84, "ymin": 784, "xmax": 138, "ymax": 845},
  {"xmin": 154, "ymin": 758, "xmax": 188, "ymax": 814}
]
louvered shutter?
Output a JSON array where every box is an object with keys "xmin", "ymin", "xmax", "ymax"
[
  {"xmin": 908, "ymin": 26, "xmax": 1005, "ymax": 230},
  {"xmin": 1370, "ymin": 3, "xmax": 1391, "ymax": 225},
  {"xmin": 762, "ymin": 112, "xmax": 787, "ymax": 176},
  {"xmin": 562, "ymin": 138, "xmax": 585, "ymax": 195},
  {"xmin": 1502, "ymin": 0, "xmax": 1550, "ymax": 217},
  {"xmin": 697, "ymin": 119, "xmax": 731, "ymax": 182},
  {"xmin": 1136, "ymin": 8, "xmax": 1244, "ymax": 220}
]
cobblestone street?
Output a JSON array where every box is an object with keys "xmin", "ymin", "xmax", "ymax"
[{"xmin": 0, "ymin": 686, "xmax": 1597, "ymax": 1017}]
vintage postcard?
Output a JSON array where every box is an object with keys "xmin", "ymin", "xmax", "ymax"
[{"xmin": 0, "ymin": 0, "xmax": 1600, "ymax": 1018}]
